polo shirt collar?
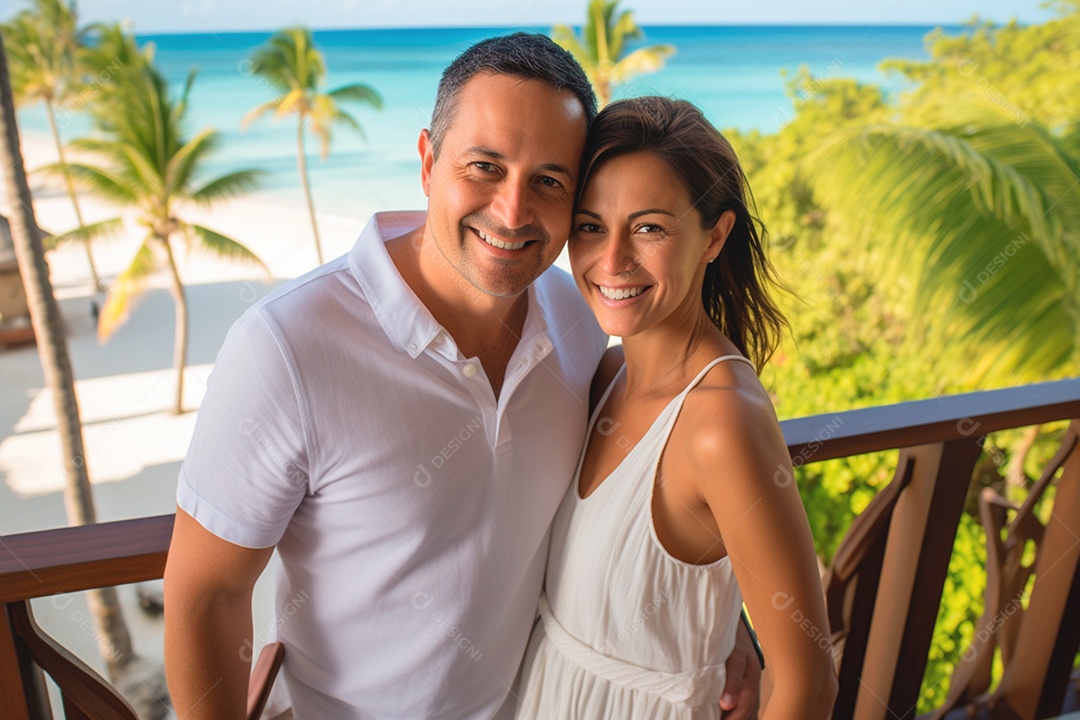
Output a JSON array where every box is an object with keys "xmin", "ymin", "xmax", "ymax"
[{"xmin": 348, "ymin": 211, "xmax": 555, "ymax": 362}]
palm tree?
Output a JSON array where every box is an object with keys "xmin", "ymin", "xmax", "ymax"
[
  {"xmin": 806, "ymin": 100, "xmax": 1079, "ymax": 386},
  {"xmin": 0, "ymin": 26, "xmax": 138, "ymax": 687},
  {"xmin": 2, "ymin": 0, "xmax": 104, "ymax": 290},
  {"xmin": 50, "ymin": 30, "xmax": 267, "ymax": 414},
  {"xmin": 551, "ymin": 0, "xmax": 675, "ymax": 108},
  {"xmin": 243, "ymin": 27, "xmax": 382, "ymax": 265}
]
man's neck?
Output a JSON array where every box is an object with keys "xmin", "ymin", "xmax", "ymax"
[{"xmin": 387, "ymin": 227, "xmax": 530, "ymax": 396}]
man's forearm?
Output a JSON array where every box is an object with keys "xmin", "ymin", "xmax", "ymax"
[{"xmin": 165, "ymin": 593, "xmax": 255, "ymax": 720}]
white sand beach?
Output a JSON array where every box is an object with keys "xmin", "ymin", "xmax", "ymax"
[{"xmin": 0, "ymin": 128, "xmax": 384, "ymax": 701}]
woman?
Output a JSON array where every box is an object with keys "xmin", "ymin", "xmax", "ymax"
[{"xmin": 514, "ymin": 97, "xmax": 837, "ymax": 719}]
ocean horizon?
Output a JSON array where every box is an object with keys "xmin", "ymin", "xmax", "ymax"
[{"xmin": 17, "ymin": 24, "xmax": 951, "ymax": 222}]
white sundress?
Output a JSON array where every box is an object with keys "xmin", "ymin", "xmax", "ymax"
[{"xmin": 514, "ymin": 356, "xmax": 753, "ymax": 719}]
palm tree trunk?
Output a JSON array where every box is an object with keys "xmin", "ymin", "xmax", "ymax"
[
  {"xmin": 43, "ymin": 96, "xmax": 102, "ymax": 291},
  {"xmin": 296, "ymin": 119, "xmax": 324, "ymax": 265},
  {"xmin": 0, "ymin": 33, "xmax": 136, "ymax": 680},
  {"xmin": 161, "ymin": 237, "xmax": 188, "ymax": 415}
]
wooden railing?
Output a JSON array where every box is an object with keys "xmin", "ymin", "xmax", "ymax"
[{"xmin": 2, "ymin": 377, "xmax": 1079, "ymax": 719}]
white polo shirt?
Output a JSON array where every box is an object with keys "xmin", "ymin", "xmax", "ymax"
[{"xmin": 177, "ymin": 211, "xmax": 607, "ymax": 719}]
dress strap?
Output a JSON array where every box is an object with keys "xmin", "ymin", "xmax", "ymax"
[
  {"xmin": 642, "ymin": 354, "xmax": 755, "ymax": 460},
  {"xmin": 538, "ymin": 595, "xmax": 726, "ymax": 707},
  {"xmin": 681, "ymin": 355, "xmax": 755, "ymax": 398}
]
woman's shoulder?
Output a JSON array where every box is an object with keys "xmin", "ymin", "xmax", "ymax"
[{"xmin": 677, "ymin": 359, "xmax": 786, "ymax": 480}]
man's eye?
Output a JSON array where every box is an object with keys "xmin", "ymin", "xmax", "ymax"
[
  {"xmin": 538, "ymin": 176, "xmax": 562, "ymax": 189},
  {"xmin": 472, "ymin": 162, "xmax": 497, "ymax": 173}
]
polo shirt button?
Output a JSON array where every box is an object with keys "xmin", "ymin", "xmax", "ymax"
[
  {"xmin": 408, "ymin": 342, "xmax": 418, "ymax": 353},
  {"xmin": 463, "ymin": 363, "xmax": 477, "ymax": 378}
]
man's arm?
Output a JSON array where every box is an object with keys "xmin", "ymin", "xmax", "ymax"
[{"xmin": 165, "ymin": 508, "xmax": 274, "ymax": 720}]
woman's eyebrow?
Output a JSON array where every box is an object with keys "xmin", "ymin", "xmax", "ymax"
[{"xmin": 629, "ymin": 209, "xmax": 676, "ymax": 219}]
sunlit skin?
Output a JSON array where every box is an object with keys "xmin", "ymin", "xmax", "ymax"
[{"xmin": 571, "ymin": 151, "xmax": 838, "ymax": 718}]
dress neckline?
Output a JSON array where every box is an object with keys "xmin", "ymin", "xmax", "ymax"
[{"xmin": 575, "ymin": 354, "xmax": 754, "ymax": 502}]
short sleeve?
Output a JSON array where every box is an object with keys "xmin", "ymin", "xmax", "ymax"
[{"xmin": 177, "ymin": 309, "xmax": 310, "ymax": 549}]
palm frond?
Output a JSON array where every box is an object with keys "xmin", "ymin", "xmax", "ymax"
[
  {"xmin": 98, "ymin": 237, "xmax": 161, "ymax": 341},
  {"xmin": 328, "ymin": 83, "xmax": 383, "ymax": 109},
  {"xmin": 807, "ymin": 119, "xmax": 1077, "ymax": 383},
  {"xmin": 43, "ymin": 161, "xmax": 139, "ymax": 204},
  {"xmin": 608, "ymin": 9, "xmax": 642, "ymax": 60},
  {"xmin": 609, "ymin": 45, "xmax": 675, "ymax": 85},
  {"xmin": 550, "ymin": 24, "xmax": 596, "ymax": 74},
  {"xmin": 50, "ymin": 217, "xmax": 125, "ymax": 246},
  {"xmin": 187, "ymin": 169, "xmax": 263, "ymax": 206},
  {"xmin": 167, "ymin": 128, "xmax": 219, "ymax": 195},
  {"xmin": 275, "ymin": 87, "xmax": 307, "ymax": 120},
  {"xmin": 241, "ymin": 99, "xmax": 283, "ymax": 129},
  {"xmin": 184, "ymin": 223, "xmax": 269, "ymax": 274}
]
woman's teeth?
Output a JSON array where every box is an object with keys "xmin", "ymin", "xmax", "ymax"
[
  {"xmin": 599, "ymin": 285, "xmax": 647, "ymax": 301},
  {"xmin": 478, "ymin": 229, "xmax": 527, "ymax": 251}
]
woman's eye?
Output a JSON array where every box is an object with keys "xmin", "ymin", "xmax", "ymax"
[
  {"xmin": 635, "ymin": 223, "xmax": 665, "ymax": 235},
  {"xmin": 575, "ymin": 223, "xmax": 601, "ymax": 234}
]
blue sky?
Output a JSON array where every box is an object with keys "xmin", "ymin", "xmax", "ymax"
[{"xmin": 62, "ymin": 0, "xmax": 1054, "ymax": 33}]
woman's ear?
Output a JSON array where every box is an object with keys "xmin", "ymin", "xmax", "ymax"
[{"xmin": 705, "ymin": 209, "xmax": 737, "ymax": 264}]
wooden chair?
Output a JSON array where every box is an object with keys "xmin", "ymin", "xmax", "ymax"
[{"xmin": 7, "ymin": 599, "xmax": 284, "ymax": 720}]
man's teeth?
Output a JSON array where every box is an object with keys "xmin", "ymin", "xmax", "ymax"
[
  {"xmin": 599, "ymin": 285, "xmax": 647, "ymax": 301},
  {"xmin": 478, "ymin": 229, "xmax": 527, "ymax": 251}
]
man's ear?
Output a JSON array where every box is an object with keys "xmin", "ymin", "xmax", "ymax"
[
  {"xmin": 705, "ymin": 209, "xmax": 737, "ymax": 264},
  {"xmin": 418, "ymin": 129, "xmax": 435, "ymax": 197}
]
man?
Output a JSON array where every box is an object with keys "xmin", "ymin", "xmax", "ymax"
[{"xmin": 164, "ymin": 33, "xmax": 760, "ymax": 719}]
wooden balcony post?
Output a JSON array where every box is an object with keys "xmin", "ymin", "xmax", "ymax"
[
  {"xmin": 1, "ymin": 602, "xmax": 46, "ymax": 720},
  {"xmin": 851, "ymin": 437, "xmax": 983, "ymax": 720}
]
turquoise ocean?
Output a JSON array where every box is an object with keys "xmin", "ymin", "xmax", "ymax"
[{"xmin": 17, "ymin": 25, "xmax": 949, "ymax": 220}]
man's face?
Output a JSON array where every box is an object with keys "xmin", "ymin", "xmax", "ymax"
[{"xmin": 419, "ymin": 72, "xmax": 588, "ymax": 298}]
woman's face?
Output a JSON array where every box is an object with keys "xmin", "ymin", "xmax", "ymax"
[{"xmin": 569, "ymin": 151, "xmax": 731, "ymax": 338}]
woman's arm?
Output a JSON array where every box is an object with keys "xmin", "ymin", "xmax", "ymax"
[{"xmin": 684, "ymin": 385, "xmax": 838, "ymax": 719}]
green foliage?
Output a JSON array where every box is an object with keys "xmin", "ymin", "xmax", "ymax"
[{"xmin": 737, "ymin": 7, "xmax": 1079, "ymax": 713}]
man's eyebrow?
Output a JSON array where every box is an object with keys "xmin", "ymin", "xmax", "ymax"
[{"xmin": 463, "ymin": 147, "xmax": 575, "ymax": 180}]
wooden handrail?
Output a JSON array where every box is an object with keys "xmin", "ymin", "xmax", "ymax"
[
  {"xmin": 0, "ymin": 515, "xmax": 173, "ymax": 604},
  {"xmin": 1, "ymin": 378, "xmax": 1078, "ymax": 601},
  {"xmin": 783, "ymin": 377, "xmax": 1080, "ymax": 462}
]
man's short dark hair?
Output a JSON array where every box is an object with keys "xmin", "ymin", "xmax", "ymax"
[{"xmin": 429, "ymin": 33, "xmax": 597, "ymax": 156}]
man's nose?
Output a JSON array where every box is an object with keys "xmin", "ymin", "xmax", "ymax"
[{"xmin": 489, "ymin": 177, "xmax": 531, "ymax": 230}]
